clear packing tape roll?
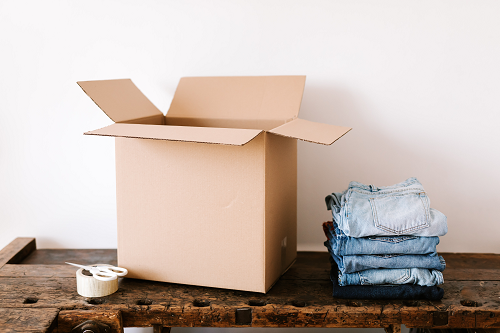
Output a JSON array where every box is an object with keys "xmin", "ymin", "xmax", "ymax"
[{"xmin": 76, "ymin": 264, "xmax": 119, "ymax": 297}]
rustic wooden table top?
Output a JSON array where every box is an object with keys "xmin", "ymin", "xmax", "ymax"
[{"xmin": 1, "ymin": 238, "xmax": 499, "ymax": 333}]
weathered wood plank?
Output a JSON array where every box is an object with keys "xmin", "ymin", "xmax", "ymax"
[
  {"xmin": 0, "ymin": 238, "xmax": 36, "ymax": 268},
  {"xmin": 1, "ymin": 271, "xmax": 500, "ymax": 328},
  {"xmin": 476, "ymin": 311, "xmax": 500, "ymax": 329},
  {"xmin": 13, "ymin": 250, "xmax": 500, "ymax": 281},
  {"xmin": 280, "ymin": 252, "xmax": 330, "ymax": 280},
  {"xmin": 0, "ymin": 265, "xmax": 75, "ymax": 278},
  {"xmin": 58, "ymin": 310, "xmax": 123, "ymax": 333},
  {"xmin": 384, "ymin": 324, "xmax": 402, "ymax": 333},
  {"xmin": 446, "ymin": 304, "xmax": 477, "ymax": 328},
  {"xmin": 0, "ymin": 276, "xmax": 338, "ymax": 309},
  {"xmin": 0, "ymin": 264, "xmax": 500, "ymax": 281},
  {"xmin": 153, "ymin": 325, "xmax": 171, "ymax": 333},
  {"xmin": 443, "ymin": 269, "xmax": 500, "ymax": 281},
  {"xmin": 440, "ymin": 253, "xmax": 500, "ymax": 269},
  {"xmin": 0, "ymin": 308, "xmax": 58, "ymax": 333},
  {"xmin": 2, "ymin": 249, "xmax": 500, "ymax": 330},
  {"xmin": 20, "ymin": 249, "xmax": 117, "ymax": 266},
  {"xmin": 119, "ymin": 303, "xmax": 396, "ymax": 328}
]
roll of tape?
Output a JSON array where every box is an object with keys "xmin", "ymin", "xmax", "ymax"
[{"xmin": 76, "ymin": 264, "xmax": 119, "ymax": 297}]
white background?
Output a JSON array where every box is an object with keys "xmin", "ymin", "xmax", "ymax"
[{"xmin": 1, "ymin": 1, "xmax": 499, "ymax": 332}]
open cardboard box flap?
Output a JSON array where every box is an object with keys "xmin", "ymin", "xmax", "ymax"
[
  {"xmin": 167, "ymin": 76, "xmax": 305, "ymax": 120},
  {"xmin": 269, "ymin": 118, "xmax": 351, "ymax": 145},
  {"xmin": 79, "ymin": 76, "xmax": 351, "ymax": 146},
  {"xmin": 78, "ymin": 79, "xmax": 163, "ymax": 123},
  {"xmin": 85, "ymin": 123, "xmax": 263, "ymax": 146}
]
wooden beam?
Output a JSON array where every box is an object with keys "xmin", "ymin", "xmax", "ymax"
[
  {"xmin": 153, "ymin": 325, "xmax": 171, "ymax": 333},
  {"xmin": 385, "ymin": 324, "xmax": 402, "ymax": 333},
  {"xmin": 0, "ymin": 308, "xmax": 58, "ymax": 333},
  {"xmin": 0, "ymin": 238, "xmax": 36, "ymax": 268},
  {"xmin": 0, "ymin": 264, "xmax": 76, "ymax": 278},
  {"xmin": 58, "ymin": 310, "xmax": 123, "ymax": 333}
]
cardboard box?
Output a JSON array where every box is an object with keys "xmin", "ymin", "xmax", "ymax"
[{"xmin": 79, "ymin": 76, "xmax": 351, "ymax": 293}]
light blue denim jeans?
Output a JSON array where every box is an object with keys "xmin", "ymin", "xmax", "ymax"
[
  {"xmin": 323, "ymin": 221, "xmax": 440, "ymax": 256},
  {"xmin": 326, "ymin": 178, "xmax": 448, "ymax": 237},
  {"xmin": 340, "ymin": 253, "xmax": 445, "ymax": 274},
  {"xmin": 325, "ymin": 240, "xmax": 445, "ymax": 273},
  {"xmin": 338, "ymin": 267, "xmax": 444, "ymax": 287}
]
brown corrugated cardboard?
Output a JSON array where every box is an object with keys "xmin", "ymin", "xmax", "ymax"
[
  {"xmin": 86, "ymin": 123, "xmax": 263, "ymax": 146},
  {"xmin": 269, "ymin": 118, "xmax": 350, "ymax": 145},
  {"xmin": 115, "ymin": 135, "xmax": 267, "ymax": 291},
  {"xmin": 167, "ymin": 76, "xmax": 305, "ymax": 121},
  {"xmin": 79, "ymin": 76, "xmax": 351, "ymax": 293},
  {"xmin": 78, "ymin": 79, "xmax": 164, "ymax": 123}
]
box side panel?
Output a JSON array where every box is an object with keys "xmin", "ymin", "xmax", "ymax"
[
  {"xmin": 264, "ymin": 133, "xmax": 297, "ymax": 291},
  {"xmin": 115, "ymin": 136, "xmax": 266, "ymax": 292}
]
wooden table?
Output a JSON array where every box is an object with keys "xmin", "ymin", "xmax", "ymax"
[{"xmin": 1, "ymin": 238, "xmax": 499, "ymax": 333}]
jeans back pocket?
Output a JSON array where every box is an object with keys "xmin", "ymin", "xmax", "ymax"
[{"xmin": 369, "ymin": 192, "xmax": 430, "ymax": 235}]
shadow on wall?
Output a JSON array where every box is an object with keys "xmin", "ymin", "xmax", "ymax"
[{"xmin": 296, "ymin": 84, "xmax": 500, "ymax": 252}]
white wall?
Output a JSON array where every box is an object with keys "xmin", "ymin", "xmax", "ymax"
[{"xmin": 1, "ymin": 0, "xmax": 499, "ymax": 330}]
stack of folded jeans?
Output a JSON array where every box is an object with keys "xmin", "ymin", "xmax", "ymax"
[{"xmin": 323, "ymin": 177, "xmax": 448, "ymax": 300}]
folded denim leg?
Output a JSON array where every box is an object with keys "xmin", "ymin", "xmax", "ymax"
[
  {"xmin": 338, "ymin": 267, "xmax": 444, "ymax": 286},
  {"xmin": 328, "ymin": 259, "xmax": 444, "ymax": 300},
  {"xmin": 323, "ymin": 221, "xmax": 440, "ymax": 256},
  {"xmin": 324, "ymin": 239, "xmax": 344, "ymax": 271},
  {"xmin": 341, "ymin": 253, "xmax": 446, "ymax": 273}
]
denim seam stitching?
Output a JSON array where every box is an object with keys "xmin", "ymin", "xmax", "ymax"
[
  {"xmin": 359, "ymin": 273, "xmax": 370, "ymax": 285},
  {"xmin": 338, "ymin": 238, "xmax": 345, "ymax": 256},
  {"xmin": 350, "ymin": 188, "xmax": 425, "ymax": 196},
  {"xmin": 420, "ymin": 194, "xmax": 431, "ymax": 227},
  {"xmin": 346, "ymin": 190, "xmax": 353, "ymax": 221},
  {"xmin": 367, "ymin": 235, "xmax": 418, "ymax": 243},
  {"xmin": 348, "ymin": 178, "xmax": 420, "ymax": 191},
  {"xmin": 391, "ymin": 269, "xmax": 411, "ymax": 284}
]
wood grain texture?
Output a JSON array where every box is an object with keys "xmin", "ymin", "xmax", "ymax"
[
  {"xmin": 0, "ymin": 265, "xmax": 75, "ymax": 277},
  {"xmin": 443, "ymin": 269, "xmax": 500, "ymax": 281},
  {"xmin": 0, "ymin": 238, "xmax": 36, "ymax": 268},
  {"xmin": 57, "ymin": 310, "xmax": 123, "ymax": 333},
  {"xmin": 1, "ymin": 248, "xmax": 500, "ymax": 332},
  {"xmin": 385, "ymin": 324, "xmax": 402, "ymax": 333},
  {"xmin": 20, "ymin": 249, "xmax": 117, "ymax": 265},
  {"xmin": 0, "ymin": 308, "xmax": 58, "ymax": 333},
  {"xmin": 440, "ymin": 253, "xmax": 500, "ymax": 269},
  {"xmin": 152, "ymin": 325, "xmax": 172, "ymax": 333}
]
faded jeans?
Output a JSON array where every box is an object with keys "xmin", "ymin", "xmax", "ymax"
[
  {"xmin": 324, "ymin": 237, "xmax": 446, "ymax": 274},
  {"xmin": 338, "ymin": 266, "xmax": 444, "ymax": 287},
  {"xmin": 323, "ymin": 221, "xmax": 440, "ymax": 256},
  {"xmin": 326, "ymin": 178, "xmax": 448, "ymax": 237}
]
